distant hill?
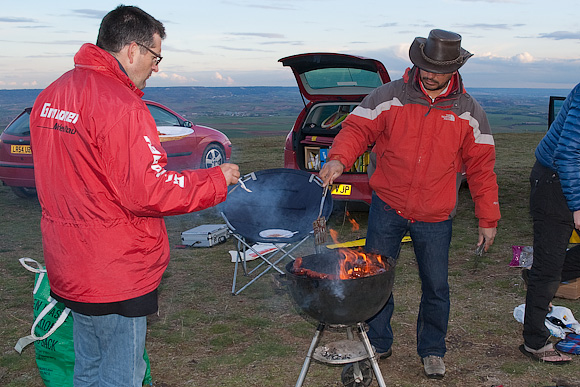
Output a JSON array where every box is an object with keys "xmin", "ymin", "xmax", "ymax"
[
  {"xmin": 144, "ymin": 86, "xmax": 304, "ymax": 119},
  {"xmin": 0, "ymin": 86, "xmax": 570, "ymax": 133},
  {"xmin": 0, "ymin": 86, "xmax": 305, "ymax": 130}
]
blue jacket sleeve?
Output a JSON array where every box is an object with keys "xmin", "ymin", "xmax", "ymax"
[{"xmin": 538, "ymin": 83, "xmax": 580, "ymax": 212}]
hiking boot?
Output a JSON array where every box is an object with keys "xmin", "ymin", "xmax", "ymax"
[
  {"xmin": 422, "ymin": 355, "xmax": 445, "ymax": 379},
  {"xmin": 375, "ymin": 347, "xmax": 392, "ymax": 360}
]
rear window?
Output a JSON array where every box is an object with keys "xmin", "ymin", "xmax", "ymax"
[
  {"xmin": 4, "ymin": 110, "xmax": 31, "ymax": 136},
  {"xmin": 304, "ymin": 68, "xmax": 383, "ymax": 89}
]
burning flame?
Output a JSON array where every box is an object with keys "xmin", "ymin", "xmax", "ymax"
[
  {"xmin": 330, "ymin": 229, "xmax": 339, "ymax": 243},
  {"xmin": 292, "ymin": 248, "xmax": 388, "ymax": 280},
  {"xmin": 348, "ymin": 218, "xmax": 360, "ymax": 231},
  {"xmin": 346, "ymin": 210, "xmax": 360, "ymax": 231},
  {"xmin": 338, "ymin": 248, "xmax": 386, "ymax": 279}
]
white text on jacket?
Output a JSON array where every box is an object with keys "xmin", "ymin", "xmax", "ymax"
[
  {"xmin": 144, "ymin": 136, "xmax": 185, "ymax": 188},
  {"xmin": 40, "ymin": 103, "xmax": 80, "ymax": 124}
]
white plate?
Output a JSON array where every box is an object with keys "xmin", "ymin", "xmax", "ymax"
[{"xmin": 259, "ymin": 229, "xmax": 297, "ymax": 238}]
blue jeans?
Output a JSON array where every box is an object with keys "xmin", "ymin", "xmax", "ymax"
[
  {"xmin": 365, "ymin": 193, "xmax": 452, "ymax": 358},
  {"xmin": 72, "ymin": 312, "xmax": 147, "ymax": 387}
]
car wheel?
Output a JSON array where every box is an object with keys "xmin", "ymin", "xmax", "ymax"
[
  {"xmin": 11, "ymin": 186, "xmax": 37, "ymax": 198},
  {"xmin": 201, "ymin": 144, "xmax": 226, "ymax": 169}
]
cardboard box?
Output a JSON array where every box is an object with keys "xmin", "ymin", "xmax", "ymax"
[
  {"xmin": 555, "ymin": 278, "xmax": 580, "ymax": 300},
  {"xmin": 304, "ymin": 146, "xmax": 321, "ymax": 170},
  {"xmin": 181, "ymin": 224, "xmax": 229, "ymax": 247}
]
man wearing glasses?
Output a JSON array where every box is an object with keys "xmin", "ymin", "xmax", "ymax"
[
  {"xmin": 30, "ymin": 6, "xmax": 239, "ymax": 385},
  {"xmin": 136, "ymin": 42, "xmax": 163, "ymax": 65}
]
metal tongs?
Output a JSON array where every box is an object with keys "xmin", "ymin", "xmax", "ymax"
[
  {"xmin": 313, "ymin": 186, "xmax": 329, "ymax": 252},
  {"xmin": 475, "ymin": 240, "xmax": 485, "ymax": 257},
  {"xmin": 317, "ymin": 185, "xmax": 328, "ymax": 218},
  {"xmin": 472, "ymin": 239, "xmax": 485, "ymax": 271}
]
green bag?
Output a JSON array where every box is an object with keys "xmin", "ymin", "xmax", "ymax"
[{"xmin": 15, "ymin": 258, "xmax": 152, "ymax": 386}]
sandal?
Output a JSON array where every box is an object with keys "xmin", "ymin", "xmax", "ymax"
[{"xmin": 519, "ymin": 344, "xmax": 572, "ymax": 364}]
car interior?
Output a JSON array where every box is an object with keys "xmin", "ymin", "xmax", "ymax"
[
  {"xmin": 302, "ymin": 103, "xmax": 357, "ymax": 135},
  {"xmin": 297, "ymin": 103, "xmax": 371, "ymax": 173}
]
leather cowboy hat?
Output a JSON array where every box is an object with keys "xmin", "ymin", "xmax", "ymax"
[{"xmin": 409, "ymin": 29, "xmax": 473, "ymax": 74}]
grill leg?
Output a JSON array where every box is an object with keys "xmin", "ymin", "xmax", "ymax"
[
  {"xmin": 295, "ymin": 322, "xmax": 325, "ymax": 387},
  {"xmin": 357, "ymin": 322, "xmax": 387, "ymax": 387},
  {"xmin": 345, "ymin": 327, "xmax": 364, "ymax": 383}
]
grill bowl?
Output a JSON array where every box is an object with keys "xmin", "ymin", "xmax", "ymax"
[{"xmin": 285, "ymin": 250, "xmax": 395, "ymax": 325}]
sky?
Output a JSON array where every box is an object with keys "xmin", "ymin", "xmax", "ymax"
[{"xmin": 1, "ymin": 0, "xmax": 580, "ymax": 90}]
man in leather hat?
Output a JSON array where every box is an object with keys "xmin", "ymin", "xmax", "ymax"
[{"xmin": 320, "ymin": 29, "xmax": 500, "ymax": 379}]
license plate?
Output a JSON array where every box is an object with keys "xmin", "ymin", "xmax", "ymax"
[
  {"xmin": 11, "ymin": 144, "xmax": 31, "ymax": 155},
  {"xmin": 330, "ymin": 184, "xmax": 351, "ymax": 196}
]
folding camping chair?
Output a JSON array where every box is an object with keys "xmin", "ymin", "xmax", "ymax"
[{"xmin": 220, "ymin": 168, "xmax": 333, "ymax": 295}]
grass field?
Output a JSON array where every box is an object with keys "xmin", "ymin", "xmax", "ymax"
[
  {"xmin": 1, "ymin": 132, "xmax": 580, "ymax": 387},
  {"xmin": 195, "ymin": 116, "xmax": 296, "ymax": 138},
  {"xmin": 486, "ymin": 113, "xmax": 547, "ymax": 133}
]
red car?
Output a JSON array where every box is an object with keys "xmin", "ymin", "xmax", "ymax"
[
  {"xmin": 0, "ymin": 100, "xmax": 232, "ymax": 197},
  {"xmin": 279, "ymin": 53, "xmax": 391, "ymax": 205}
]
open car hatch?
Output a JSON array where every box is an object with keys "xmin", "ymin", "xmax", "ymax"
[{"xmin": 279, "ymin": 53, "xmax": 390, "ymax": 102}]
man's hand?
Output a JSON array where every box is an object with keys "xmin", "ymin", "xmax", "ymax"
[
  {"xmin": 319, "ymin": 160, "xmax": 345, "ymax": 187},
  {"xmin": 219, "ymin": 163, "xmax": 240, "ymax": 186},
  {"xmin": 478, "ymin": 226, "xmax": 497, "ymax": 252},
  {"xmin": 574, "ymin": 210, "xmax": 580, "ymax": 230}
]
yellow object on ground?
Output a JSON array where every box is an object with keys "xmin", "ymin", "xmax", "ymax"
[{"xmin": 326, "ymin": 236, "xmax": 411, "ymax": 249}]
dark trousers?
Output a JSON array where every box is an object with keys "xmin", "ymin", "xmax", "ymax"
[{"xmin": 523, "ymin": 161, "xmax": 580, "ymax": 349}]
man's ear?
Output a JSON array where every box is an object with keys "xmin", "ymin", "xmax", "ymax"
[
  {"xmin": 126, "ymin": 42, "xmax": 138, "ymax": 65},
  {"xmin": 109, "ymin": 43, "xmax": 136, "ymax": 72},
  {"xmin": 116, "ymin": 42, "xmax": 137, "ymax": 67}
]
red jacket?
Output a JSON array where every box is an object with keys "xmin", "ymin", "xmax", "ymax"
[
  {"xmin": 328, "ymin": 67, "xmax": 500, "ymax": 227},
  {"xmin": 30, "ymin": 44, "xmax": 228, "ymax": 303}
]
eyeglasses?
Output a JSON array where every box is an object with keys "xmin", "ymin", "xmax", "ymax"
[{"xmin": 136, "ymin": 42, "xmax": 162, "ymax": 66}]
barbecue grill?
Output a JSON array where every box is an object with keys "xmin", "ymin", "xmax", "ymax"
[{"xmin": 285, "ymin": 249, "xmax": 395, "ymax": 387}]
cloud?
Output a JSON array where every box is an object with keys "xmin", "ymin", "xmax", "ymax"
[
  {"xmin": 378, "ymin": 23, "xmax": 398, "ymax": 28},
  {"xmin": 455, "ymin": 23, "xmax": 524, "ymax": 30},
  {"xmin": 538, "ymin": 31, "xmax": 580, "ymax": 40},
  {"xmin": 223, "ymin": 1, "xmax": 296, "ymax": 10},
  {"xmin": 334, "ymin": 44, "xmax": 579, "ymax": 89},
  {"xmin": 214, "ymin": 45, "xmax": 271, "ymax": 52},
  {"xmin": 456, "ymin": 0, "xmax": 519, "ymax": 3},
  {"xmin": 471, "ymin": 51, "xmax": 535, "ymax": 63},
  {"xmin": 260, "ymin": 40, "xmax": 304, "ymax": 46},
  {"xmin": 462, "ymin": 55, "xmax": 580, "ymax": 88},
  {"xmin": 0, "ymin": 38, "xmax": 85, "ymax": 46},
  {"xmin": 163, "ymin": 45, "xmax": 203, "ymax": 55},
  {"xmin": 0, "ymin": 17, "xmax": 37, "ymax": 23},
  {"xmin": 358, "ymin": 44, "xmax": 412, "ymax": 70},
  {"xmin": 153, "ymin": 72, "xmax": 191, "ymax": 83},
  {"xmin": 214, "ymin": 72, "xmax": 235, "ymax": 85},
  {"xmin": 71, "ymin": 9, "xmax": 108, "ymax": 19},
  {"xmin": 513, "ymin": 52, "xmax": 534, "ymax": 63},
  {"xmin": 229, "ymin": 32, "xmax": 285, "ymax": 39}
]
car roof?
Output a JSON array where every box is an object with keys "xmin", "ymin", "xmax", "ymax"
[{"xmin": 279, "ymin": 52, "xmax": 390, "ymax": 102}]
